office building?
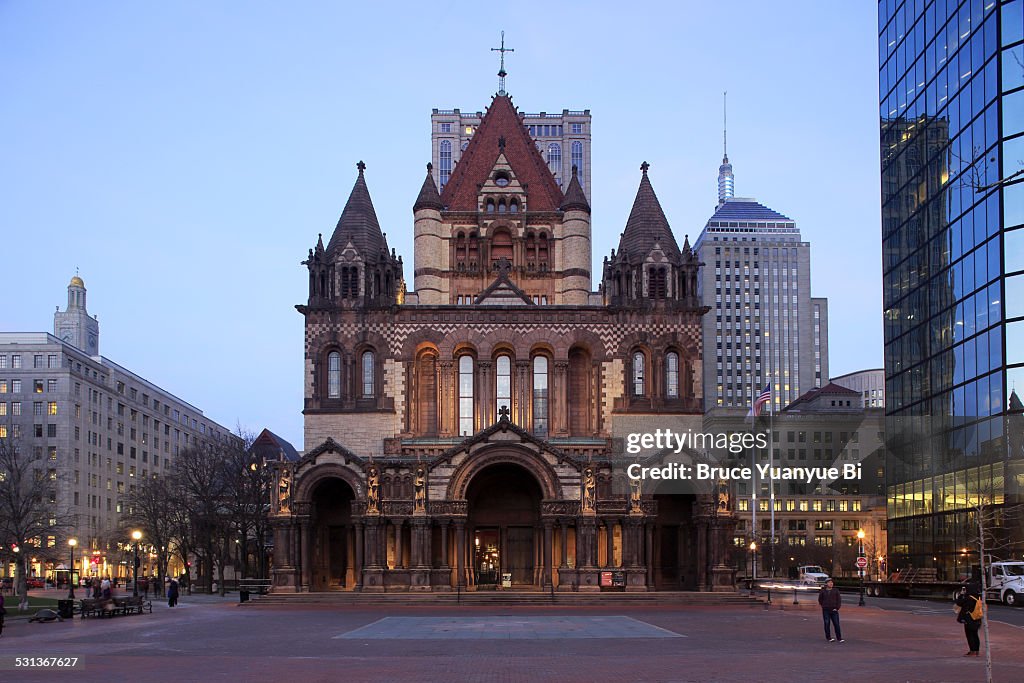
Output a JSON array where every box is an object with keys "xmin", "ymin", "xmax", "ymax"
[{"xmin": 880, "ymin": 0, "xmax": 1024, "ymax": 576}]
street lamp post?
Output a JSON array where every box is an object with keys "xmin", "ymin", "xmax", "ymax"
[
  {"xmin": 67, "ymin": 538, "xmax": 78, "ymax": 599},
  {"xmin": 750, "ymin": 541, "xmax": 758, "ymax": 586},
  {"xmin": 857, "ymin": 529, "xmax": 866, "ymax": 606},
  {"xmin": 131, "ymin": 530, "xmax": 142, "ymax": 597}
]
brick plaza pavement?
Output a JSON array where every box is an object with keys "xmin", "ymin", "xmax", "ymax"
[{"xmin": 0, "ymin": 597, "xmax": 1021, "ymax": 682}]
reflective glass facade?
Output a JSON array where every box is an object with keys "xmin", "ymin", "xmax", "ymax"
[{"xmin": 880, "ymin": 0, "xmax": 1024, "ymax": 577}]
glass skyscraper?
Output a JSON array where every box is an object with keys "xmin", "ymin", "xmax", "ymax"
[{"xmin": 880, "ymin": 0, "xmax": 1024, "ymax": 578}]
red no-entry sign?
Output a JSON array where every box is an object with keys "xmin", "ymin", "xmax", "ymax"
[{"xmin": 856, "ymin": 556, "xmax": 868, "ymax": 569}]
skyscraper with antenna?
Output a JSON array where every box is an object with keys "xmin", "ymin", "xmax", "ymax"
[{"xmin": 718, "ymin": 92, "xmax": 734, "ymax": 207}]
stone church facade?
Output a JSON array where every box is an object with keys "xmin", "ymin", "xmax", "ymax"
[{"xmin": 269, "ymin": 93, "xmax": 736, "ymax": 593}]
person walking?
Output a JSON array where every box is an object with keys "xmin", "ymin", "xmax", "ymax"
[
  {"xmin": 818, "ymin": 578, "xmax": 844, "ymax": 642},
  {"xmin": 167, "ymin": 578, "xmax": 179, "ymax": 607},
  {"xmin": 0, "ymin": 591, "xmax": 6, "ymax": 637},
  {"xmin": 955, "ymin": 584, "xmax": 983, "ymax": 657}
]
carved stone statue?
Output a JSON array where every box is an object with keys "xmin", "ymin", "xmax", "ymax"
[
  {"xmin": 367, "ymin": 466, "xmax": 380, "ymax": 514},
  {"xmin": 414, "ymin": 467, "xmax": 427, "ymax": 513},
  {"xmin": 582, "ymin": 467, "xmax": 596, "ymax": 513},
  {"xmin": 630, "ymin": 475, "xmax": 642, "ymax": 513},
  {"xmin": 717, "ymin": 479, "xmax": 730, "ymax": 511},
  {"xmin": 278, "ymin": 466, "xmax": 292, "ymax": 513}
]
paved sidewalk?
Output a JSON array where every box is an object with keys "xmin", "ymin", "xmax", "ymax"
[{"xmin": 0, "ymin": 600, "xmax": 1020, "ymax": 682}]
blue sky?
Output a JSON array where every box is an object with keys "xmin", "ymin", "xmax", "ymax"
[{"xmin": 0, "ymin": 2, "xmax": 882, "ymax": 449}]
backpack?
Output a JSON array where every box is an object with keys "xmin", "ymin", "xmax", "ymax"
[{"xmin": 969, "ymin": 596, "xmax": 984, "ymax": 622}]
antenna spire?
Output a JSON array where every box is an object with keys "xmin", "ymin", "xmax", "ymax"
[
  {"xmin": 491, "ymin": 31, "xmax": 514, "ymax": 96},
  {"xmin": 717, "ymin": 91, "xmax": 735, "ymax": 207}
]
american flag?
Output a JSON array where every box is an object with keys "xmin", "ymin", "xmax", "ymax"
[{"xmin": 750, "ymin": 384, "xmax": 772, "ymax": 418}]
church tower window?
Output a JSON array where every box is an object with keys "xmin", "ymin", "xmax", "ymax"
[
  {"xmin": 328, "ymin": 351, "xmax": 341, "ymax": 399},
  {"xmin": 459, "ymin": 355, "xmax": 474, "ymax": 436},
  {"xmin": 632, "ymin": 351, "xmax": 646, "ymax": 397},
  {"xmin": 361, "ymin": 350, "xmax": 375, "ymax": 398},
  {"xmin": 666, "ymin": 351, "xmax": 680, "ymax": 398},
  {"xmin": 496, "ymin": 355, "xmax": 512, "ymax": 419},
  {"xmin": 532, "ymin": 356, "xmax": 548, "ymax": 437},
  {"xmin": 571, "ymin": 141, "xmax": 584, "ymax": 184}
]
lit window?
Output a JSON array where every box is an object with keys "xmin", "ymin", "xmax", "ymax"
[
  {"xmin": 328, "ymin": 351, "xmax": 341, "ymax": 399},
  {"xmin": 48, "ymin": 401, "xmax": 57, "ymax": 416}
]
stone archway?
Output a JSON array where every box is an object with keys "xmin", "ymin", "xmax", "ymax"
[
  {"xmin": 310, "ymin": 478, "xmax": 355, "ymax": 591},
  {"xmin": 465, "ymin": 462, "xmax": 543, "ymax": 588},
  {"xmin": 652, "ymin": 493, "xmax": 699, "ymax": 590}
]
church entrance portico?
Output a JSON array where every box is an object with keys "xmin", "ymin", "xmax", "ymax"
[
  {"xmin": 465, "ymin": 463, "xmax": 542, "ymax": 588},
  {"xmin": 310, "ymin": 477, "xmax": 355, "ymax": 590}
]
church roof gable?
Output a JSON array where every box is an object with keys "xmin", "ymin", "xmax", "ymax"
[
  {"xmin": 617, "ymin": 163, "xmax": 680, "ymax": 263},
  {"xmin": 439, "ymin": 95, "xmax": 563, "ymax": 212}
]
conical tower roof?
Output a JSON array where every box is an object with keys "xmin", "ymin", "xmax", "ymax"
[
  {"xmin": 560, "ymin": 165, "xmax": 590, "ymax": 213},
  {"xmin": 413, "ymin": 162, "xmax": 444, "ymax": 211},
  {"xmin": 617, "ymin": 162, "xmax": 680, "ymax": 262},
  {"xmin": 327, "ymin": 161, "xmax": 388, "ymax": 258},
  {"xmin": 439, "ymin": 94, "xmax": 563, "ymax": 212}
]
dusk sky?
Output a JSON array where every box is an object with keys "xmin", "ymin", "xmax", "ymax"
[{"xmin": 1, "ymin": 2, "xmax": 881, "ymax": 449}]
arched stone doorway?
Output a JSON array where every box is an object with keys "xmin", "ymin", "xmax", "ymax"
[
  {"xmin": 466, "ymin": 463, "xmax": 543, "ymax": 588},
  {"xmin": 310, "ymin": 478, "xmax": 355, "ymax": 590},
  {"xmin": 652, "ymin": 493, "xmax": 699, "ymax": 590}
]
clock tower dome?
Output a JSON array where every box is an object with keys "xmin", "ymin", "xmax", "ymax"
[{"xmin": 54, "ymin": 273, "xmax": 100, "ymax": 355}]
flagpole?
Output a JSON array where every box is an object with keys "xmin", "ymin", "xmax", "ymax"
[
  {"xmin": 750, "ymin": 380, "xmax": 757, "ymax": 582},
  {"xmin": 769, "ymin": 386, "xmax": 776, "ymax": 577}
]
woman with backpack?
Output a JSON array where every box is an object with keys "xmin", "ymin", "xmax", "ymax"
[{"xmin": 955, "ymin": 583, "xmax": 984, "ymax": 657}]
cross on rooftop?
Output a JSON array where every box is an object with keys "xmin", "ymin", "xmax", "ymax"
[{"xmin": 491, "ymin": 31, "xmax": 514, "ymax": 95}]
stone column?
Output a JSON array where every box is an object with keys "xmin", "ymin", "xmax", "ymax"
[
  {"xmin": 591, "ymin": 360, "xmax": 602, "ymax": 434},
  {"xmin": 454, "ymin": 520, "xmax": 466, "ymax": 589},
  {"xmin": 354, "ymin": 521, "xmax": 364, "ymax": 591},
  {"xmin": 394, "ymin": 519, "xmax": 404, "ymax": 569},
  {"xmin": 552, "ymin": 361, "xmax": 569, "ymax": 436},
  {"xmin": 478, "ymin": 361, "xmax": 493, "ymax": 427},
  {"xmin": 439, "ymin": 360, "xmax": 454, "ymax": 437},
  {"xmin": 299, "ymin": 521, "xmax": 312, "ymax": 592},
  {"xmin": 602, "ymin": 520, "xmax": 610, "ymax": 569},
  {"xmin": 440, "ymin": 522, "xmax": 450, "ymax": 569},
  {"xmin": 515, "ymin": 360, "xmax": 531, "ymax": 427},
  {"xmin": 645, "ymin": 522, "xmax": 655, "ymax": 589},
  {"xmin": 559, "ymin": 521, "xmax": 569, "ymax": 568},
  {"xmin": 542, "ymin": 520, "xmax": 554, "ymax": 589}
]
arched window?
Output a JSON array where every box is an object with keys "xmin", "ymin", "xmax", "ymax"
[
  {"xmin": 537, "ymin": 233, "xmax": 549, "ymax": 269},
  {"xmin": 455, "ymin": 232, "xmax": 467, "ymax": 265},
  {"xmin": 458, "ymin": 355, "xmax": 474, "ymax": 436},
  {"xmin": 416, "ymin": 350, "xmax": 438, "ymax": 436},
  {"xmin": 666, "ymin": 351, "xmax": 679, "ymax": 398},
  {"xmin": 328, "ymin": 351, "xmax": 341, "ymax": 399},
  {"xmin": 509, "ymin": 199, "xmax": 518, "ymax": 213},
  {"xmin": 632, "ymin": 352, "xmax": 645, "ymax": 396},
  {"xmin": 362, "ymin": 350, "xmax": 375, "ymax": 398},
  {"xmin": 486, "ymin": 198, "xmax": 495, "ymax": 213},
  {"xmin": 497, "ymin": 199, "xmax": 507, "ymax": 213},
  {"xmin": 533, "ymin": 356, "xmax": 548, "ymax": 437},
  {"xmin": 491, "ymin": 229, "xmax": 513, "ymax": 265},
  {"xmin": 468, "ymin": 231, "xmax": 480, "ymax": 267},
  {"xmin": 496, "ymin": 355, "xmax": 512, "ymax": 419},
  {"xmin": 547, "ymin": 143, "xmax": 561, "ymax": 174},
  {"xmin": 439, "ymin": 140, "xmax": 452, "ymax": 189},
  {"xmin": 571, "ymin": 141, "xmax": 584, "ymax": 184}
]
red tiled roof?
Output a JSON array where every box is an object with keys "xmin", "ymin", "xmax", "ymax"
[{"xmin": 439, "ymin": 95, "xmax": 563, "ymax": 212}]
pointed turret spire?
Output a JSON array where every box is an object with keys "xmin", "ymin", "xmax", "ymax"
[
  {"xmin": 414, "ymin": 162, "xmax": 444, "ymax": 211},
  {"xmin": 617, "ymin": 161, "xmax": 680, "ymax": 262},
  {"xmin": 560, "ymin": 164, "xmax": 590, "ymax": 212},
  {"xmin": 327, "ymin": 161, "xmax": 388, "ymax": 258},
  {"xmin": 718, "ymin": 92, "xmax": 735, "ymax": 207}
]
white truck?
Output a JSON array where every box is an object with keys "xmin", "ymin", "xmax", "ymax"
[
  {"xmin": 797, "ymin": 565, "xmax": 830, "ymax": 586},
  {"xmin": 986, "ymin": 561, "xmax": 1024, "ymax": 606}
]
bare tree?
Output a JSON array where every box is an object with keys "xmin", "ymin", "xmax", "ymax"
[
  {"xmin": 220, "ymin": 430, "xmax": 272, "ymax": 581},
  {"xmin": 121, "ymin": 474, "xmax": 178, "ymax": 596},
  {"xmin": 0, "ymin": 437, "xmax": 70, "ymax": 610}
]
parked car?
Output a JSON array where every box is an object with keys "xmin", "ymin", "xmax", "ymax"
[
  {"xmin": 26, "ymin": 577, "xmax": 46, "ymax": 589},
  {"xmin": 0, "ymin": 577, "xmax": 13, "ymax": 590}
]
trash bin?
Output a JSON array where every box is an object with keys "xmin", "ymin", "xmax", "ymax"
[
  {"xmin": 239, "ymin": 589, "xmax": 249, "ymax": 603},
  {"xmin": 57, "ymin": 599, "xmax": 75, "ymax": 619}
]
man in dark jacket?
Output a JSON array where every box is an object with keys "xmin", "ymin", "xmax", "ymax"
[{"xmin": 818, "ymin": 579, "xmax": 843, "ymax": 642}]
